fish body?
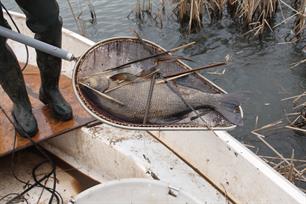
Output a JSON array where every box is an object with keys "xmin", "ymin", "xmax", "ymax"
[{"xmin": 80, "ymin": 75, "xmax": 243, "ymax": 126}]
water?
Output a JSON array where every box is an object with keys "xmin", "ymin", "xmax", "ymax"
[{"xmin": 2, "ymin": 0, "xmax": 306, "ymax": 176}]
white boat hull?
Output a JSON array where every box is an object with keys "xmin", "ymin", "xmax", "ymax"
[{"xmin": 4, "ymin": 11, "xmax": 306, "ymax": 204}]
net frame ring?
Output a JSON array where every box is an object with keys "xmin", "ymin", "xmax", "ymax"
[{"xmin": 72, "ymin": 36, "xmax": 243, "ymax": 131}]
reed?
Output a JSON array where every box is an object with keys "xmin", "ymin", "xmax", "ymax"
[
  {"xmin": 133, "ymin": 0, "xmax": 305, "ymax": 39},
  {"xmin": 174, "ymin": 0, "xmax": 279, "ymax": 34},
  {"xmin": 252, "ymin": 128, "xmax": 306, "ymax": 191},
  {"xmin": 248, "ymin": 91, "xmax": 306, "ymax": 192},
  {"xmin": 227, "ymin": 0, "xmax": 278, "ymax": 35},
  {"xmin": 208, "ymin": 0, "xmax": 227, "ymax": 20},
  {"xmin": 293, "ymin": 0, "xmax": 306, "ymax": 39},
  {"xmin": 134, "ymin": 0, "xmax": 153, "ymax": 20},
  {"xmin": 176, "ymin": 0, "xmax": 204, "ymax": 33}
]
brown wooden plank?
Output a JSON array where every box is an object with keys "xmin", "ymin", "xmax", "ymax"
[{"xmin": 0, "ymin": 65, "xmax": 95, "ymax": 157}]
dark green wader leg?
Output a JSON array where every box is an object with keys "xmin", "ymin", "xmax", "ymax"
[
  {"xmin": 0, "ymin": 9, "xmax": 38, "ymax": 137},
  {"xmin": 16, "ymin": 0, "xmax": 73, "ymax": 121}
]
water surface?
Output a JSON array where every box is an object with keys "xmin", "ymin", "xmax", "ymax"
[{"xmin": 3, "ymin": 0, "xmax": 306, "ymax": 165}]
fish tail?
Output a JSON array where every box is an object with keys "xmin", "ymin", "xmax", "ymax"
[{"xmin": 214, "ymin": 93, "xmax": 245, "ymax": 126}]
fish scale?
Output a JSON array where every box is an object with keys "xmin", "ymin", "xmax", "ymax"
[{"xmin": 80, "ymin": 76, "xmax": 242, "ymax": 126}]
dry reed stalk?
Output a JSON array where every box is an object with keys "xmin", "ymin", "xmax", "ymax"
[
  {"xmin": 285, "ymin": 125, "xmax": 306, "ymax": 133},
  {"xmin": 281, "ymin": 91, "xmax": 306, "ymax": 102},
  {"xmin": 176, "ymin": 0, "xmax": 228, "ymax": 32},
  {"xmin": 177, "ymin": 0, "xmax": 204, "ymax": 32},
  {"xmin": 251, "ymin": 122, "xmax": 306, "ymax": 192},
  {"xmin": 286, "ymin": 150, "xmax": 295, "ymax": 182},
  {"xmin": 249, "ymin": 93, "xmax": 306, "ymax": 191},
  {"xmin": 207, "ymin": 69, "xmax": 226, "ymax": 75},
  {"xmin": 136, "ymin": 0, "xmax": 142, "ymax": 19},
  {"xmin": 292, "ymin": 0, "xmax": 306, "ymax": 40},
  {"xmin": 66, "ymin": 0, "xmax": 86, "ymax": 35},
  {"xmin": 253, "ymin": 120, "xmax": 283, "ymax": 132},
  {"xmin": 273, "ymin": 160, "xmax": 286, "ymax": 169},
  {"xmin": 285, "ymin": 112, "xmax": 300, "ymax": 116},
  {"xmin": 258, "ymin": 151, "xmax": 306, "ymax": 189},
  {"xmin": 280, "ymin": 91, "xmax": 306, "ymax": 129},
  {"xmin": 255, "ymin": 115, "xmax": 259, "ymax": 129},
  {"xmin": 134, "ymin": 0, "xmax": 153, "ymax": 20},
  {"xmin": 208, "ymin": 0, "xmax": 226, "ymax": 20},
  {"xmin": 252, "ymin": 130, "xmax": 306, "ymax": 181},
  {"xmin": 290, "ymin": 58, "xmax": 306, "ymax": 68},
  {"xmin": 132, "ymin": 0, "xmax": 305, "ymax": 43},
  {"xmin": 229, "ymin": 0, "xmax": 278, "ymax": 35},
  {"xmin": 289, "ymin": 115, "xmax": 302, "ymax": 125},
  {"xmin": 244, "ymin": 144, "xmax": 256, "ymax": 148}
]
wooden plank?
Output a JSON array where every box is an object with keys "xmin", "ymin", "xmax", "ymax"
[{"xmin": 0, "ymin": 65, "xmax": 95, "ymax": 157}]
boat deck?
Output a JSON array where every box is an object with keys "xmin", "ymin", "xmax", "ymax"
[{"xmin": 0, "ymin": 65, "xmax": 95, "ymax": 157}]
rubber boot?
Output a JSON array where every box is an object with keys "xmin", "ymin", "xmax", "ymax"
[
  {"xmin": 0, "ymin": 44, "xmax": 38, "ymax": 137},
  {"xmin": 35, "ymin": 19, "xmax": 73, "ymax": 121}
]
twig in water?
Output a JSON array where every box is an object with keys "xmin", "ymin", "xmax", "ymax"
[
  {"xmin": 281, "ymin": 92, "xmax": 306, "ymax": 101},
  {"xmin": 259, "ymin": 155, "xmax": 306, "ymax": 163},
  {"xmin": 286, "ymin": 149, "xmax": 295, "ymax": 182},
  {"xmin": 285, "ymin": 112, "xmax": 300, "ymax": 117},
  {"xmin": 66, "ymin": 0, "xmax": 86, "ymax": 35},
  {"xmin": 255, "ymin": 115, "xmax": 259, "ymax": 129},
  {"xmin": 285, "ymin": 125, "xmax": 306, "ymax": 134},
  {"xmin": 273, "ymin": 160, "xmax": 286, "ymax": 169},
  {"xmin": 290, "ymin": 115, "xmax": 303, "ymax": 126},
  {"xmin": 207, "ymin": 69, "xmax": 226, "ymax": 75},
  {"xmin": 290, "ymin": 58, "xmax": 306, "ymax": 69},
  {"xmin": 251, "ymin": 130, "xmax": 306, "ymax": 180},
  {"xmin": 253, "ymin": 120, "xmax": 283, "ymax": 132}
]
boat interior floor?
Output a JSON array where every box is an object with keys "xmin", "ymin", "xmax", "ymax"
[
  {"xmin": 0, "ymin": 65, "xmax": 95, "ymax": 157},
  {"xmin": 0, "ymin": 148, "xmax": 92, "ymax": 203}
]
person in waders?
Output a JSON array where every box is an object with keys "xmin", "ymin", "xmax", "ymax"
[{"xmin": 0, "ymin": 0, "xmax": 73, "ymax": 137}]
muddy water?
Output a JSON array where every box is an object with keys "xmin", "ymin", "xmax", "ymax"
[{"xmin": 2, "ymin": 0, "xmax": 306, "ymax": 181}]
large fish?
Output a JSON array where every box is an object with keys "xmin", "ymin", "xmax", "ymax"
[{"xmin": 79, "ymin": 74, "xmax": 243, "ymax": 126}]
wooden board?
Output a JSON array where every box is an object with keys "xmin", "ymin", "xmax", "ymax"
[{"xmin": 0, "ymin": 66, "xmax": 95, "ymax": 157}]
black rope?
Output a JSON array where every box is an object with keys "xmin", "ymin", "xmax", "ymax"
[
  {"xmin": 0, "ymin": 105, "xmax": 63, "ymax": 204},
  {"xmin": 0, "ymin": 193, "xmax": 28, "ymax": 204},
  {"xmin": 11, "ymin": 131, "xmax": 30, "ymax": 186}
]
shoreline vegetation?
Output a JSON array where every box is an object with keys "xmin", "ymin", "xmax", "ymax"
[{"xmin": 132, "ymin": 0, "xmax": 305, "ymax": 39}]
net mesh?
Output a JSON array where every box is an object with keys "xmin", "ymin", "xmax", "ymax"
[{"xmin": 74, "ymin": 37, "xmax": 240, "ymax": 130}]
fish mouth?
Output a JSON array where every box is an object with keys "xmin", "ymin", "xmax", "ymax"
[
  {"xmin": 77, "ymin": 77, "xmax": 87, "ymax": 84},
  {"xmin": 77, "ymin": 75, "xmax": 92, "ymax": 84}
]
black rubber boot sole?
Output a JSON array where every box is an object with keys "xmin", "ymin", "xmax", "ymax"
[{"xmin": 12, "ymin": 112, "xmax": 38, "ymax": 138}]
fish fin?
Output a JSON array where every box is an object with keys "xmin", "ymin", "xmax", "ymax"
[
  {"xmin": 79, "ymin": 77, "xmax": 110, "ymax": 93},
  {"xmin": 110, "ymin": 73, "xmax": 138, "ymax": 82},
  {"xmin": 214, "ymin": 93, "xmax": 247, "ymax": 126}
]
